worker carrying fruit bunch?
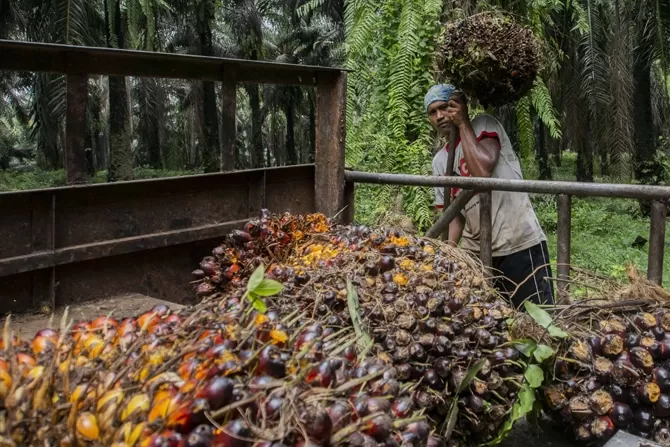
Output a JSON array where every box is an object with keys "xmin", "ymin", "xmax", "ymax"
[{"xmin": 424, "ymin": 83, "xmax": 555, "ymax": 308}]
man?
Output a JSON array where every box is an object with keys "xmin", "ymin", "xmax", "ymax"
[{"xmin": 425, "ymin": 83, "xmax": 555, "ymax": 308}]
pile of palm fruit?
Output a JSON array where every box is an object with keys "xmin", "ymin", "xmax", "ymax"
[
  {"xmin": 437, "ymin": 12, "xmax": 543, "ymax": 107},
  {"xmin": 533, "ymin": 291, "xmax": 670, "ymax": 446},
  {"xmin": 0, "ymin": 209, "xmax": 537, "ymax": 447},
  {"xmin": 193, "ymin": 210, "xmax": 529, "ymax": 445}
]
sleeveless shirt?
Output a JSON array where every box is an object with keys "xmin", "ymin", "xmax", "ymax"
[{"xmin": 431, "ymin": 114, "xmax": 546, "ymax": 257}]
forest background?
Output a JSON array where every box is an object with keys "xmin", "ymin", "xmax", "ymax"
[{"xmin": 1, "ymin": 0, "xmax": 670, "ymax": 290}]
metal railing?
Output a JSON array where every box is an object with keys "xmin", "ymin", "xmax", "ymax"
[{"xmin": 344, "ymin": 170, "xmax": 670, "ymax": 296}]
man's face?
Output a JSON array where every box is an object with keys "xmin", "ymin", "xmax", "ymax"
[{"xmin": 427, "ymin": 100, "xmax": 451, "ymax": 135}]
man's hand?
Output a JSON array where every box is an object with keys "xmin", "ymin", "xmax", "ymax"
[{"xmin": 446, "ymin": 96, "xmax": 470, "ymax": 129}]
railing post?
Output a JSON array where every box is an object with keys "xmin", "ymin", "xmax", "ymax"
[
  {"xmin": 557, "ymin": 194, "xmax": 572, "ymax": 302},
  {"xmin": 479, "ymin": 191, "xmax": 492, "ymax": 268},
  {"xmin": 220, "ymin": 65, "xmax": 237, "ymax": 172},
  {"xmin": 315, "ymin": 72, "xmax": 346, "ymax": 220},
  {"xmin": 65, "ymin": 73, "xmax": 89, "ymax": 184},
  {"xmin": 648, "ymin": 200, "xmax": 667, "ymax": 286}
]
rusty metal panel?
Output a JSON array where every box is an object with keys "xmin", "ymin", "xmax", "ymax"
[
  {"xmin": 265, "ymin": 166, "xmax": 315, "ymax": 215},
  {"xmin": 53, "ymin": 171, "xmax": 254, "ymax": 248},
  {"xmin": 0, "ymin": 191, "xmax": 52, "ymax": 259},
  {"xmin": 0, "ymin": 165, "xmax": 317, "ymax": 314},
  {"xmin": 0, "ymin": 271, "xmax": 36, "ymax": 314},
  {"xmin": 55, "ymin": 238, "xmax": 225, "ymax": 307}
]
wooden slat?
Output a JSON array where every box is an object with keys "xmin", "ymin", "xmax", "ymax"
[
  {"xmin": 315, "ymin": 72, "xmax": 347, "ymax": 219},
  {"xmin": 0, "ymin": 40, "xmax": 343, "ymax": 85},
  {"xmin": 0, "ymin": 220, "xmax": 248, "ymax": 277},
  {"xmin": 479, "ymin": 191, "xmax": 492, "ymax": 268},
  {"xmin": 557, "ymin": 194, "xmax": 572, "ymax": 302},
  {"xmin": 648, "ymin": 201, "xmax": 667, "ymax": 285}
]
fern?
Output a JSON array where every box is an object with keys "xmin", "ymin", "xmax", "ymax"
[
  {"xmin": 387, "ymin": 0, "xmax": 420, "ymax": 139},
  {"xmin": 516, "ymin": 95, "xmax": 534, "ymax": 158},
  {"xmin": 530, "ymin": 78, "xmax": 562, "ymax": 140}
]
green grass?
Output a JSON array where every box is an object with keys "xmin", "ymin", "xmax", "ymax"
[
  {"xmin": 523, "ymin": 153, "xmax": 670, "ymax": 289},
  {"xmin": 0, "ymin": 168, "xmax": 201, "ymax": 192}
]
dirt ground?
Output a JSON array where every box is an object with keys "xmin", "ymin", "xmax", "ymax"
[{"xmin": 2, "ymin": 293, "xmax": 184, "ymax": 338}]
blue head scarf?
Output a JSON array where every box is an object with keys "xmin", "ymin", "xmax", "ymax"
[{"xmin": 424, "ymin": 84, "xmax": 458, "ymax": 113}]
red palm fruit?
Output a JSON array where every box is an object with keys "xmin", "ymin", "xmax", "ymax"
[
  {"xmin": 327, "ymin": 402, "xmax": 350, "ymax": 431},
  {"xmin": 591, "ymin": 416, "xmax": 616, "ymax": 439},
  {"xmin": 212, "ymin": 420, "xmax": 252, "ymax": 447},
  {"xmin": 300, "ymin": 406, "xmax": 333, "ymax": 444},
  {"xmin": 609, "ymin": 402, "xmax": 633, "ymax": 428},
  {"xmin": 306, "ymin": 361, "xmax": 335, "ymax": 388},
  {"xmin": 197, "ymin": 377, "xmax": 234, "ymax": 411},
  {"xmin": 32, "ymin": 328, "xmax": 59, "ymax": 355}
]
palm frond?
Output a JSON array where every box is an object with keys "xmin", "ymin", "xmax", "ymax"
[
  {"xmin": 529, "ymin": 78, "xmax": 562, "ymax": 139},
  {"xmin": 516, "ymin": 95, "xmax": 534, "ymax": 157},
  {"xmin": 387, "ymin": 0, "xmax": 420, "ymax": 140}
]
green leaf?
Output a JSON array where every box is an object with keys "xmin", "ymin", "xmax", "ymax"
[
  {"xmin": 515, "ymin": 384, "xmax": 536, "ymax": 418},
  {"xmin": 548, "ymin": 325, "xmax": 569, "ymax": 338},
  {"xmin": 482, "ymin": 384, "xmax": 535, "ymax": 446},
  {"xmin": 443, "ymin": 399, "xmax": 459, "ymax": 440},
  {"xmin": 456, "ymin": 359, "xmax": 486, "ymax": 395},
  {"xmin": 513, "ymin": 340, "xmax": 537, "ymax": 358},
  {"xmin": 248, "ymin": 264, "xmax": 265, "ymax": 291},
  {"xmin": 533, "ymin": 344, "xmax": 555, "ymax": 363},
  {"xmin": 524, "ymin": 301, "xmax": 553, "ymax": 328},
  {"xmin": 253, "ymin": 279, "xmax": 284, "ymax": 297},
  {"xmin": 346, "ymin": 280, "xmax": 373, "ymax": 351},
  {"xmin": 249, "ymin": 293, "xmax": 267, "ymax": 313},
  {"xmin": 524, "ymin": 365, "xmax": 544, "ymax": 388}
]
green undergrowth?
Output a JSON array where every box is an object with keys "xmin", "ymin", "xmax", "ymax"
[{"xmin": 0, "ymin": 168, "xmax": 201, "ymax": 191}]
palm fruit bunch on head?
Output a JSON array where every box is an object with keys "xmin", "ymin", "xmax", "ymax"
[
  {"xmin": 539, "ymin": 306, "xmax": 670, "ymax": 445},
  {"xmin": 196, "ymin": 210, "xmax": 535, "ymax": 446},
  {"xmin": 437, "ymin": 12, "xmax": 543, "ymax": 107}
]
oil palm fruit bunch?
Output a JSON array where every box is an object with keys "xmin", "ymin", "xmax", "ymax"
[
  {"xmin": 194, "ymin": 210, "xmax": 528, "ymax": 446},
  {"xmin": 193, "ymin": 210, "xmax": 331, "ymax": 297},
  {"xmin": 437, "ymin": 12, "xmax": 542, "ymax": 107},
  {"xmin": 540, "ymin": 310, "xmax": 670, "ymax": 445},
  {"xmin": 0, "ymin": 291, "xmax": 441, "ymax": 446}
]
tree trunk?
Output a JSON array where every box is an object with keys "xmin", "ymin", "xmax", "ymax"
[
  {"xmin": 198, "ymin": 0, "xmax": 220, "ymax": 173},
  {"xmin": 632, "ymin": 45, "xmax": 655, "ymax": 181},
  {"xmin": 106, "ymin": 0, "xmax": 133, "ymax": 182},
  {"xmin": 140, "ymin": 78, "xmax": 163, "ymax": 169},
  {"xmin": 244, "ymin": 84, "xmax": 263, "ymax": 168},
  {"xmin": 536, "ymin": 120, "xmax": 552, "ymax": 180},
  {"xmin": 285, "ymin": 94, "xmax": 297, "ymax": 165},
  {"xmin": 600, "ymin": 150, "xmax": 610, "ymax": 176},
  {"xmin": 108, "ymin": 76, "xmax": 133, "ymax": 181}
]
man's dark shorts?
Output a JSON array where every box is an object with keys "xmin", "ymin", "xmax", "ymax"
[{"xmin": 491, "ymin": 241, "xmax": 555, "ymax": 309}]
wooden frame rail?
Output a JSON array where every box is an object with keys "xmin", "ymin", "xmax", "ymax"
[
  {"xmin": 0, "ymin": 40, "xmax": 348, "ymax": 315},
  {"xmin": 0, "ymin": 39, "xmax": 347, "ymax": 218},
  {"xmin": 344, "ymin": 170, "xmax": 670, "ymax": 298}
]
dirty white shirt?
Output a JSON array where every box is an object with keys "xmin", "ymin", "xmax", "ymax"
[{"xmin": 432, "ymin": 114, "xmax": 546, "ymax": 257}]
